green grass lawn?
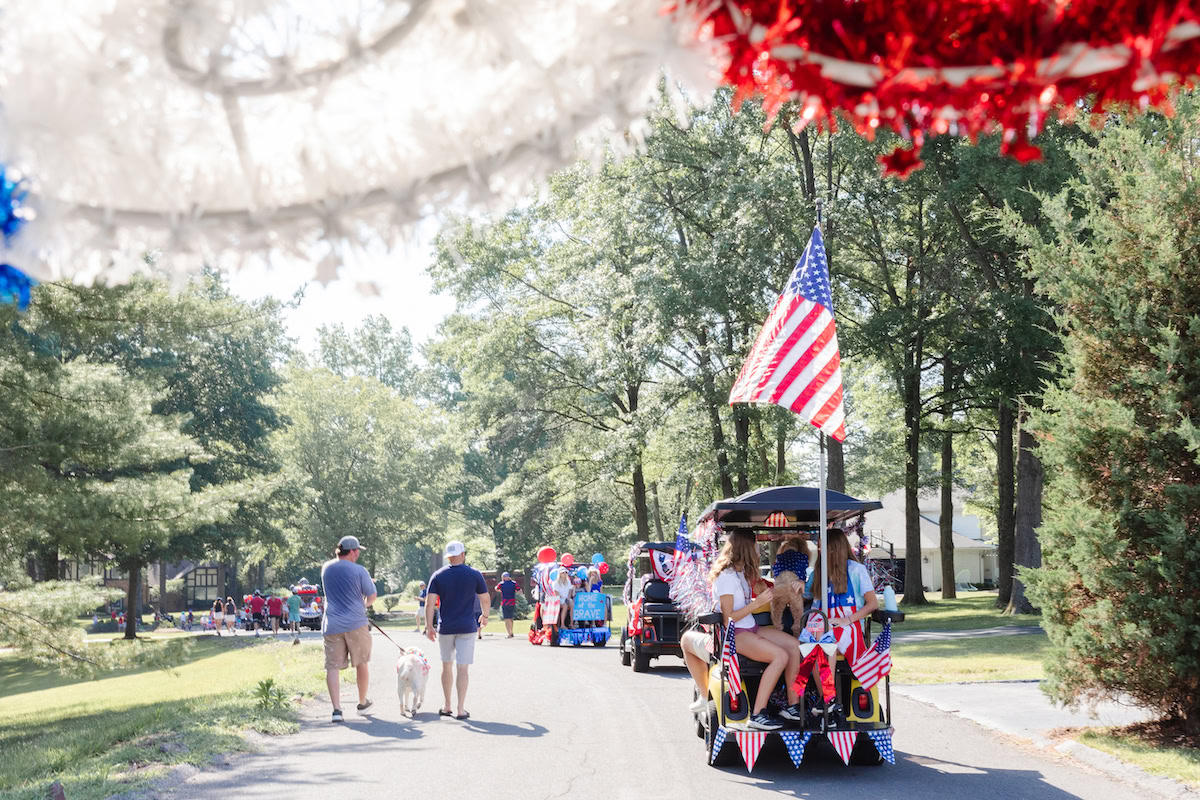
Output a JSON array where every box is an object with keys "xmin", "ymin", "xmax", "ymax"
[
  {"xmin": 889, "ymin": 633, "xmax": 1048, "ymax": 684},
  {"xmin": 0, "ymin": 637, "xmax": 327, "ymax": 800},
  {"xmin": 896, "ymin": 590, "xmax": 1040, "ymax": 631},
  {"xmin": 1078, "ymin": 727, "xmax": 1200, "ymax": 788}
]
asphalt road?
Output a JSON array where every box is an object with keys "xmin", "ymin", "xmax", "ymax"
[{"xmin": 176, "ymin": 629, "xmax": 1142, "ymax": 800}]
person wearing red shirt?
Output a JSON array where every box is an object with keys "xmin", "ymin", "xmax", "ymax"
[
  {"xmin": 266, "ymin": 594, "xmax": 284, "ymax": 636},
  {"xmin": 249, "ymin": 590, "xmax": 266, "ymax": 637}
]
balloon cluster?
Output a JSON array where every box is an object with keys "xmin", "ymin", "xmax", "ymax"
[
  {"xmin": 684, "ymin": 0, "xmax": 1200, "ymax": 178},
  {"xmin": 535, "ymin": 546, "xmax": 610, "ymax": 580},
  {"xmin": 0, "ymin": 166, "xmax": 35, "ymax": 309}
]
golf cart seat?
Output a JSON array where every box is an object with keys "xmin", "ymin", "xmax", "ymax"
[{"xmin": 641, "ymin": 578, "xmax": 677, "ymax": 615}]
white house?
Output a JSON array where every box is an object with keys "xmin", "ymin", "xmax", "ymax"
[{"xmin": 860, "ymin": 490, "xmax": 997, "ymax": 593}]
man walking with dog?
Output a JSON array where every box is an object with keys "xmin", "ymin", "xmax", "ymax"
[
  {"xmin": 425, "ymin": 540, "xmax": 489, "ymax": 720},
  {"xmin": 321, "ymin": 535, "xmax": 377, "ymax": 723}
]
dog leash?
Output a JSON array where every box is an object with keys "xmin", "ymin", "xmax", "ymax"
[{"xmin": 369, "ymin": 619, "xmax": 406, "ymax": 650}]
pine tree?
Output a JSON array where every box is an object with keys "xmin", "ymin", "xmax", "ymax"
[{"xmin": 1011, "ymin": 98, "xmax": 1200, "ymax": 730}]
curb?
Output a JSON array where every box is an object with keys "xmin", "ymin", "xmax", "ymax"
[
  {"xmin": 1054, "ymin": 740, "xmax": 1199, "ymax": 800},
  {"xmin": 893, "ymin": 686, "xmax": 1198, "ymax": 799}
]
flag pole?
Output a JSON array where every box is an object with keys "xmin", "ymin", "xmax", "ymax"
[{"xmin": 815, "ymin": 196, "xmax": 829, "ymax": 622}]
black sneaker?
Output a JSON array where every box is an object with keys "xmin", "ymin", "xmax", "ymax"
[
  {"xmin": 356, "ymin": 700, "xmax": 374, "ymax": 713},
  {"xmin": 746, "ymin": 711, "xmax": 783, "ymax": 731},
  {"xmin": 331, "ymin": 709, "xmax": 344, "ymax": 723},
  {"xmin": 778, "ymin": 704, "xmax": 803, "ymax": 722}
]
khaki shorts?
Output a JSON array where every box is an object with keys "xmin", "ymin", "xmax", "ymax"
[
  {"xmin": 323, "ymin": 625, "xmax": 372, "ymax": 670},
  {"xmin": 681, "ymin": 628, "xmax": 715, "ymax": 662},
  {"xmin": 438, "ymin": 632, "xmax": 477, "ymax": 665}
]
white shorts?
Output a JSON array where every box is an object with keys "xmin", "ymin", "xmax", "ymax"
[
  {"xmin": 213, "ymin": 612, "xmax": 224, "ymax": 621},
  {"xmin": 681, "ymin": 629, "xmax": 715, "ymax": 661},
  {"xmin": 438, "ymin": 632, "xmax": 477, "ymax": 665}
]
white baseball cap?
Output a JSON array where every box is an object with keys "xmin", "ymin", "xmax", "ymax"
[{"xmin": 444, "ymin": 540, "xmax": 466, "ymax": 557}]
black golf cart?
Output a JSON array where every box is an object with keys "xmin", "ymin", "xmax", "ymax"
[{"xmin": 620, "ymin": 541, "xmax": 684, "ymax": 672}]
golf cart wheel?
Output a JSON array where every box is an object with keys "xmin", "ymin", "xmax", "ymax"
[
  {"xmin": 705, "ymin": 699, "xmax": 738, "ymax": 766},
  {"xmin": 593, "ymin": 636, "xmax": 606, "ymax": 647},
  {"xmin": 850, "ymin": 737, "xmax": 885, "ymax": 766},
  {"xmin": 632, "ymin": 640, "xmax": 651, "ymax": 672},
  {"xmin": 550, "ymin": 629, "xmax": 560, "ymax": 647},
  {"xmin": 694, "ymin": 688, "xmax": 705, "ymax": 738},
  {"xmin": 619, "ymin": 629, "xmax": 631, "ymax": 666}
]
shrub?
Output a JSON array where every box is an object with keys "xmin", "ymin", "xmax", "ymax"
[
  {"xmin": 1011, "ymin": 102, "xmax": 1200, "ymax": 732},
  {"xmin": 253, "ymin": 678, "xmax": 290, "ymax": 711},
  {"xmin": 383, "ymin": 595, "xmax": 399, "ymax": 613}
]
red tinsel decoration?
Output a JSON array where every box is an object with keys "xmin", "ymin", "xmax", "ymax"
[{"xmin": 682, "ymin": 0, "xmax": 1200, "ymax": 177}]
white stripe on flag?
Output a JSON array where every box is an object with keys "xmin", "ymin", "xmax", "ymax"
[{"xmin": 731, "ymin": 297, "xmax": 814, "ymax": 400}]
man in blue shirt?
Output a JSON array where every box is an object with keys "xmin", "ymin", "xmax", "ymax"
[
  {"xmin": 495, "ymin": 572, "xmax": 520, "ymax": 639},
  {"xmin": 321, "ymin": 535, "xmax": 378, "ymax": 723},
  {"xmin": 425, "ymin": 541, "xmax": 489, "ymax": 720}
]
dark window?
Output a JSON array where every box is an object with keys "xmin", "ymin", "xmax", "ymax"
[{"xmin": 185, "ymin": 567, "xmax": 220, "ymax": 608}]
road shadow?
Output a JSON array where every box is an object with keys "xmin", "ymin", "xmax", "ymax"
[
  {"xmin": 458, "ymin": 719, "xmax": 549, "ymax": 738},
  {"xmin": 710, "ymin": 737, "xmax": 1099, "ymax": 798},
  {"xmin": 341, "ymin": 714, "xmax": 425, "ymax": 741}
]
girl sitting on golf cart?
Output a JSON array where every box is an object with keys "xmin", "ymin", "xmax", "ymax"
[
  {"xmin": 708, "ymin": 531, "xmax": 804, "ymax": 731},
  {"xmin": 806, "ymin": 528, "xmax": 878, "ymax": 655},
  {"xmin": 552, "ymin": 568, "xmax": 574, "ymax": 628}
]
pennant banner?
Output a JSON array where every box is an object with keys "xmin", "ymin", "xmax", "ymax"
[
  {"xmin": 734, "ymin": 730, "xmax": 768, "ymax": 773},
  {"xmin": 867, "ymin": 730, "xmax": 896, "ymax": 765},
  {"xmin": 779, "ymin": 730, "xmax": 813, "ymax": 768},
  {"xmin": 828, "ymin": 730, "xmax": 858, "ymax": 765},
  {"xmin": 710, "ymin": 727, "xmax": 729, "ymax": 765}
]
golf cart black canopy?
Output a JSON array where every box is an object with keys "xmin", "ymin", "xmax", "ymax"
[{"xmin": 698, "ymin": 485, "xmax": 881, "ymax": 530}]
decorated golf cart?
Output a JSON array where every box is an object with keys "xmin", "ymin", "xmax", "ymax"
[
  {"xmin": 527, "ymin": 547, "xmax": 612, "ymax": 647},
  {"xmin": 289, "ymin": 579, "xmax": 322, "ymax": 631},
  {"xmin": 672, "ymin": 486, "xmax": 904, "ymax": 772},
  {"xmin": 619, "ymin": 542, "xmax": 685, "ymax": 672}
]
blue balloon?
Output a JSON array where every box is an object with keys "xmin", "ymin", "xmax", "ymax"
[
  {"xmin": 549, "ymin": 567, "xmax": 561, "ymax": 580},
  {"xmin": 575, "ymin": 567, "xmax": 588, "ymax": 580},
  {"xmin": 591, "ymin": 553, "xmax": 605, "ymax": 565}
]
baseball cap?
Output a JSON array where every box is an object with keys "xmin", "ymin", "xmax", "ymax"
[
  {"xmin": 338, "ymin": 535, "xmax": 366, "ymax": 552},
  {"xmin": 502, "ymin": 571, "xmax": 511, "ymax": 578},
  {"xmin": 444, "ymin": 540, "xmax": 466, "ymax": 557}
]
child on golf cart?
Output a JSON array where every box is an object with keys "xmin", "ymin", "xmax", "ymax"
[{"xmin": 806, "ymin": 528, "xmax": 879, "ymax": 657}]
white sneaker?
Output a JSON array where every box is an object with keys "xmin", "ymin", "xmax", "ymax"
[{"xmin": 688, "ymin": 697, "xmax": 707, "ymax": 714}]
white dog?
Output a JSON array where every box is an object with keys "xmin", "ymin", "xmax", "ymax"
[{"xmin": 396, "ymin": 647, "xmax": 430, "ymax": 717}]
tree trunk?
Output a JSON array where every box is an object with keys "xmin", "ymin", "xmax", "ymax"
[
  {"xmin": 256, "ymin": 561, "xmax": 266, "ymax": 593},
  {"xmin": 698, "ymin": 335, "xmax": 735, "ymax": 498},
  {"xmin": 39, "ymin": 549, "xmax": 60, "ymax": 582},
  {"xmin": 732, "ymin": 406, "xmax": 751, "ymax": 494},
  {"xmin": 1008, "ymin": 421, "xmax": 1044, "ymax": 615},
  {"xmin": 752, "ymin": 416, "xmax": 771, "ymax": 481},
  {"xmin": 123, "ymin": 559, "xmax": 142, "ymax": 639},
  {"xmin": 996, "ymin": 400, "xmax": 1016, "ymax": 607},
  {"xmin": 631, "ymin": 461, "xmax": 652, "ymax": 540},
  {"xmin": 940, "ymin": 354, "xmax": 956, "ymax": 600},
  {"xmin": 903, "ymin": 337, "xmax": 928, "ymax": 604},
  {"xmin": 650, "ymin": 482, "xmax": 665, "ymax": 540},
  {"xmin": 940, "ymin": 426, "xmax": 956, "ymax": 600},
  {"xmin": 775, "ymin": 426, "xmax": 787, "ymax": 482},
  {"xmin": 827, "ymin": 437, "xmax": 845, "ymax": 493}
]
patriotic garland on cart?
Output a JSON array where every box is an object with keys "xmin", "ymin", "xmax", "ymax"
[{"xmin": 712, "ymin": 726, "xmax": 895, "ymax": 769}]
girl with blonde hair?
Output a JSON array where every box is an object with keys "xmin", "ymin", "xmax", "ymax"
[{"xmin": 807, "ymin": 528, "xmax": 878, "ymax": 637}]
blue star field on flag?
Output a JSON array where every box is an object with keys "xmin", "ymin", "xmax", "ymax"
[
  {"xmin": 711, "ymin": 727, "xmax": 729, "ymax": 763},
  {"xmin": 787, "ymin": 227, "xmax": 834, "ymax": 312},
  {"xmin": 778, "ymin": 731, "xmax": 814, "ymax": 767},
  {"xmin": 867, "ymin": 730, "xmax": 896, "ymax": 764}
]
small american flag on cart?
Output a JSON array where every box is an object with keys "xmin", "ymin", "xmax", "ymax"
[
  {"xmin": 728, "ymin": 227, "xmax": 845, "ymax": 441},
  {"xmin": 722, "ymin": 620, "xmax": 741, "ymax": 702}
]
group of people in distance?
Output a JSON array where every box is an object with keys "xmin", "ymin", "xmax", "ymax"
[{"xmin": 209, "ymin": 589, "xmax": 305, "ymax": 638}]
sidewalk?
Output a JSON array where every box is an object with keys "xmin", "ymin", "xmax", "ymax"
[
  {"xmin": 893, "ymin": 625, "xmax": 1043, "ymax": 642},
  {"xmin": 894, "ymin": 681, "xmax": 1197, "ymax": 799},
  {"xmin": 892, "ymin": 681, "xmax": 1152, "ymax": 744}
]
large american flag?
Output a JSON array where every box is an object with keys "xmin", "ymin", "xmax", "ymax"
[
  {"xmin": 722, "ymin": 620, "xmax": 741, "ymax": 702},
  {"xmin": 728, "ymin": 227, "xmax": 846, "ymax": 441}
]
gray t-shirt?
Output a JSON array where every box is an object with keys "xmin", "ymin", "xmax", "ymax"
[{"xmin": 320, "ymin": 558, "xmax": 375, "ymax": 635}]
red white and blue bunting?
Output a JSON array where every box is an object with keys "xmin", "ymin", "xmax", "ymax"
[
  {"xmin": 866, "ymin": 730, "xmax": 896, "ymax": 765},
  {"xmin": 711, "ymin": 726, "xmax": 892, "ymax": 771},
  {"xmin": 649, "ymin": 549, "xmax": 675, "ymax": 582}
]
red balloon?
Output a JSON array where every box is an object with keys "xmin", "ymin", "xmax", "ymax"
[
  {"xmin": 561, "ymin": 553, "xmax": 575, "ymax": 568},
  {"xmin": 598, "ymin": 562, "xmax": 609, "ymax": 575},
  {"xmin": 537, "ymin": 546, "xmax": 557, "ymax": 564}
]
